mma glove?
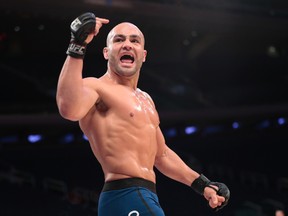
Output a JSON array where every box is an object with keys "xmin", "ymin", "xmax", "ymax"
[
  {"xmin": 66, "ymin": 12, "xmax": 96, "ymax": 59},
  {"xmin": 191, "ymin": 174, "xmax": 230, "ymax": 212}
]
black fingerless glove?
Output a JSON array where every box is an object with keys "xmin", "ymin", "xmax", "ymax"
[
  {"xmin": 66, "ymin": 12, "xmax": 96, "ymax": 59},
  {"xmin": 208, "ymin": 181, "xmax": 230, "ymax": 211},
  {"xmin": 191, "ymin": 174, "xmax": 230, "ymax": 211},
  {"xmin": 191, "ymin": 174, "xmax": 211, "ymax": 195}
]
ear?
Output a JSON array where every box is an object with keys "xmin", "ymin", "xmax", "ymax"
[
  {"xmin": 143, "ymin": 50, "xmax": 147, "ymax": 62},
  {"xmin": 103, "ymin": 47, "xmax": 109, "ymax": 60}
]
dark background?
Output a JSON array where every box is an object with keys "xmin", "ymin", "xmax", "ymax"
[{"xmin": 0, "ymin": 0, "xmax": 288, "ymax": 215}]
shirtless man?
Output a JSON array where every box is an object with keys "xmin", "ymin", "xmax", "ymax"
[{"xmin": 56, "ymin": 12, "xmax": 230, "ymax": 216}]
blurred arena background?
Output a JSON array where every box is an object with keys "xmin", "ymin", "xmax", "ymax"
[{"xmin": 0, "ymin": 0, "xmax": 288, "ymax": 215}]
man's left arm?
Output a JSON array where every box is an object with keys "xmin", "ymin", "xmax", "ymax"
[{"xmin": 154, "ymin": 127, "xmax": 230, "ymax": 211}]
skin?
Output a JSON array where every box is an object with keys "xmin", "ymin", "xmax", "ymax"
[
  {"xmin": 56, "ymin": 16, "xmax": 225, "ymax": 209},
  {"xmin": 276, "ymin": 210, "xmax": 285, "ymax": 216}
]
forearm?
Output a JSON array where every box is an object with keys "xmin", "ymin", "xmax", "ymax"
[
  {"xmin": 154, "ymin": 147, "xmax": 200, "ymax": 186},
  {"xmin": 56, "ymin": 56, "xmax": 86, "ymax": 120},
  {"xmin": 155, "ymin": 147, "xmax": 230, "ymax": 211}
]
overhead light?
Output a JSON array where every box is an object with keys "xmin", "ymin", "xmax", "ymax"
[
  {"xmin": 27, "ymin": 134, "xmax": 43, "ymax": 143},
  {"xmin": 266, "ymin": 45, "xmax": 279, "ymax": 58},
  {"xmin": 185, "ymin": 126, "xmax": 198, "ymax": 135},
  {"xmin": 232, "ymin": 121, "xmax": 240, "ymax": 129},
  {"xmin": 277, "ymin": 117, "xmax": 286, "ymax": 126}
]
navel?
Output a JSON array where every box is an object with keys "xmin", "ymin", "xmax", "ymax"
[{"xmin": 130, "ymin": 112, "xmax": 134, "ymax": 117}]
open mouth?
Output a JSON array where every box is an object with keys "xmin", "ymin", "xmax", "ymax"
[{"xmin": 120, "ymin": 54, "xmax": 135, "ymax": 64}]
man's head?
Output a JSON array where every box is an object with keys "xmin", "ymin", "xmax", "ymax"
[{"xmin": 103, "ymin": 22, "xmax": 147, "ymax": 78}]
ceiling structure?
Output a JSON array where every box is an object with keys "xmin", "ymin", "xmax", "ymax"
[{"xmin": 1, "ymin": 0, "xmax": 288, "ymax": 122}]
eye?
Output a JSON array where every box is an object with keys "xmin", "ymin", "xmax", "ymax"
[
  {"xmin": 114, "ymin": 37, "xmax": 124, "ymax": 42},
  {"xmin": 131, "ymin": 39, "xmax": 140, "ymax": 43}
]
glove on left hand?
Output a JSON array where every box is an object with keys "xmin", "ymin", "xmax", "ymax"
[{"xmin": 191, "ymin": 174, "xmax": 230, "ymax": 212}]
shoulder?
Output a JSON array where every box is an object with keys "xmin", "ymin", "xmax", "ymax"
[
  {"xmin": 83, "ymin": 77, "xmax": 99, "ymax": 84},
  {"xmin": 137, "ymin": 88, "xmax": 152, "ymax": 98},
  {"xmin": 83, "ymin": 76, "xmax": 107, "ymax": 88},
  {"xmin": 137, "ymin": 88, "xmax": 156, "ymax": 104}
]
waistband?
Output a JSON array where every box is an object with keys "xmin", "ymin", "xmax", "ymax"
[{"xmin": 102, "ymin": 177, "xmax": 156, "ymax": 194}]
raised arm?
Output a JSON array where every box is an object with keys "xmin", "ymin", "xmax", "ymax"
[
  {"xmin": 154, "ymin": 126, "xmax": 230, "ymax": 211},
  {"xmin": 56, "ymin": 13, "xmax": 109, "ymax": 121}
]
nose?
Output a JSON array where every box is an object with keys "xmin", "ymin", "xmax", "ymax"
[{"xmin": 122, "ymin": 39, "xmax": 132, "ymax": 50}]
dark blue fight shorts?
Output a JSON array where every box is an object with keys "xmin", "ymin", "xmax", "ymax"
[{"xmin": 98, "ymin": 177, "xmax": 165, "ymax": 216}]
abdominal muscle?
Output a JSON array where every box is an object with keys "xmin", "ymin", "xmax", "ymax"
[
  {"xmin": 79, "ymin": 110, "xmax": 158, "ymax": 183},
  {"xmin": 103, "ymin": 154, "xmax": 157, "ymax": 183}
]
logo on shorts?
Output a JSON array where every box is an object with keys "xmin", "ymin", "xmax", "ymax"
[{"xmin": 128, "ymin": 210, "xmax": 139, "ymax": 216}]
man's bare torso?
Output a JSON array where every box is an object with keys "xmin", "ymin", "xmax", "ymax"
[{"xmin": 79, "ymin": 75, "xmax": 160, "ymax": 183}]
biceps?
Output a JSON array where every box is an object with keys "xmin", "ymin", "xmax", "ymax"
[{"xmin": 79, "ymin": 86, "xmax": 99, "ymax": 113}]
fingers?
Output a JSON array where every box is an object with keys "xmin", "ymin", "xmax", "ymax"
[
  {"xmin": 208, "ymin": 194, "xmax": 225, "ymax": 209},
  {"xmin": 204, "ymin": 184, "xmax": 229, "ymax": 211},
  {"xmin": 208, "ymin": 194, "xmax": 218, "ymax": 208},
  {"xmin": 94, "ymin": 17, "xmax": 110, "ymax": 36},
  {"xmin": 97, "ymin": 17, "xmax": 110, "ymax": 24}
]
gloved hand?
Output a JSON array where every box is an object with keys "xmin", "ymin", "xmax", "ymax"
[
  {"xmin": 191, "ymin": 174, "xmax": 230, "ymax": 211},
  {"xmin": 66, "ymin": 12, "xmax": 96, "ymax": 59},
  {"xmin": 206, "ymin": 181, "xmax": 230, "ymax": 211}
]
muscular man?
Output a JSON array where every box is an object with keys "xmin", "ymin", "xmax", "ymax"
[{"xmin": 56, "ymin": 12, "xmax": 230, "ymax": 216}]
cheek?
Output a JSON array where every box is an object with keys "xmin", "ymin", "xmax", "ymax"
[
  {"xmin": 105, "ymin": 49, "xmax": 115, "ymax": 60},
  {"xmin": 109, "ymin": 54, "xmax": 118, "ymax": 65}
]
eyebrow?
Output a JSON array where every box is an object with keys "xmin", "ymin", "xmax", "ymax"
[{"xmin": 114, "ymin": 34, "xmax": 142, "ymax": 41}]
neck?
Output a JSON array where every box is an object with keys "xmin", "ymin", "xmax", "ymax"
[{"xmin": 106, "ymin": 70, "xmax": 139, "ymax": 90}]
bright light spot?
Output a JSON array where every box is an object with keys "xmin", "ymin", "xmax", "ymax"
[
  {"xmin": 185, "ymin": 126, "xmax": 197, "ymax": 135},
  {"xmin": 278, "ymin": 117, "xmax": 286, "ymax": 125},
  {"xmin": 232, "ymin": 122, "xmax": 240, "ymax": 129},
  {"xmin": 27, "ymin": 134, "xmax": 42, "ymax": 143},
  {"xmin": 83, "ymin": 134, "xmax": 89, "ymax": 141}
]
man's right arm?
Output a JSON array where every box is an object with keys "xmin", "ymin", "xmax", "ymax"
[
  {"xmin": 56, "ymin": 13, "xmax": 109, "ymax": 121},
  {"xmin": 56, "ymin": 57, "xmax": 98, "ymax": 121}
]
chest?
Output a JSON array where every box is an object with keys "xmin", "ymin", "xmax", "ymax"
[
  {"xmin": 96, "ymin": 87, "xmax": 159, "ymax": 127},
  {"xmin": 120, "ymin": 90, "xmax": 159, "ymax": 127},
  {"xmin": 132, "ymin": 91, "xmax": 158, "ymax": 120}
]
